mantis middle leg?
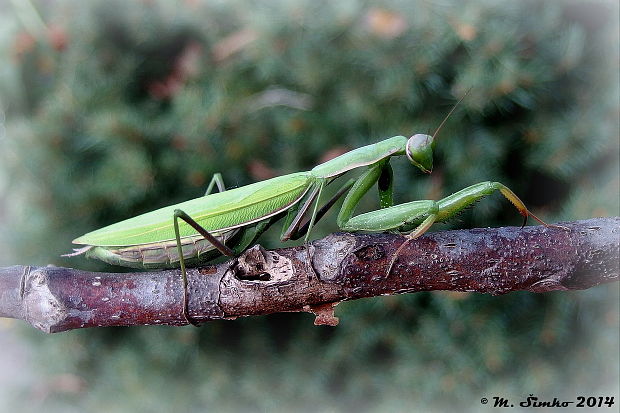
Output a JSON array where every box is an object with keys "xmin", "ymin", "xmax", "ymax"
[{"xmin": 279, "ymin": 160, "xmax": 394, "ymax": 242}]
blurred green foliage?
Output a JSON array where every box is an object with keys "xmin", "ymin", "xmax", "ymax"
[{"xmin": 0, "ymin": 0, "xmax": 618, "ymax": 411}]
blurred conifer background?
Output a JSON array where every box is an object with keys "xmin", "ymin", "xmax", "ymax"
[{"xmin": 0, "ymin": 0, "xmax": 618, "ymax": 411}]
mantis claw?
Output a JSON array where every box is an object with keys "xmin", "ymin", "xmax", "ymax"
[
  {"xmin": 386, "ymin": 213, "xmax": 437, "ymax": 278},
  {"xmin": 180, "ymin": 267, "xmax": 201, "ymax": 327},
  {"xmin": 523, "ymin": 209, "xmax": 570, "ymax": 232},
  {"xmin": 546, "ymin": 223, "xmax": 571, "ymax": 231},
  {"xmin": 386, "ymin": 237, "xmax": 411, "ymax": 278}
]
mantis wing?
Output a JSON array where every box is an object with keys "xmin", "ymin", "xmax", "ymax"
[{"xmin": 73, "ymin": 172, "xmax": 314, "ymax": 247}]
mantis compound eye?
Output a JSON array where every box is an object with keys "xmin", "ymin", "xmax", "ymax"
[{"xmin": 406, "ymin": 134, "xmax": 434, "ymax": 173}]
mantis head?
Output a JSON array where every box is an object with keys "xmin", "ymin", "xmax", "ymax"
[
  {"xmin": 406, "ymin": 89, "xmax": 470, "ymax": 173},
  {"xmin": 406, "ymin": 134, "xmax": 434, "ymax": 173}
]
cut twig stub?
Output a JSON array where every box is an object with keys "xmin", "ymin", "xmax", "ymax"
[{"xmin": 303, "ymin": 302, "xmax": 341, "ymax": 326}]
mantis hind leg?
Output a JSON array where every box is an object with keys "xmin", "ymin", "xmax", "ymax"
[
  {"xmin": 173, "ymin": 209, "xmax": 235, "ymax": 326},
  {"xmin": 204, "ymin": 172, "xmax": 226, "ymax": 195}
]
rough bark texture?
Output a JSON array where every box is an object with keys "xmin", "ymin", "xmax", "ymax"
[{"xmin": 0, "ymin": 217, "xmax": 617, "ymax": 333}]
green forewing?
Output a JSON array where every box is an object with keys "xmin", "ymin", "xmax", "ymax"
[{"xmin": 74, "ymin": 172, "xmax": 313, "ymax": 246}]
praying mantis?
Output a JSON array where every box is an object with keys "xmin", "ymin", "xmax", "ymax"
[{"xmin": 67, "ymin": 100, "xmax": 561, "ymax": 324}]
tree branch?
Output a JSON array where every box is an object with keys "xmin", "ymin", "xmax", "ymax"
[{"xmin": 0, "ymin": 217, "xmax": 617, "ymax": 333}]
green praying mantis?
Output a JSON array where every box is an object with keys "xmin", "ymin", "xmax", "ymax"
[{"xmin": 66, "ymin": 99, "xmax": 562, "ymax": 325}]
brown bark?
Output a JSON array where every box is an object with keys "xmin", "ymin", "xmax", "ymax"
[{"xmin": 0, "ymin": 217, "xmax": 617, "ymax": 333}]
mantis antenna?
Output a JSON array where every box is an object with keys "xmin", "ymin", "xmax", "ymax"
[{"xmin": 431, "ymin": 88, "xmax": 472, "ymax": 142}]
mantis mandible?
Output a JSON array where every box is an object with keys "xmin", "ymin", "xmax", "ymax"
[{"xmin": 67, "ymin": 100, "xmax": 560, "ymax": 324}]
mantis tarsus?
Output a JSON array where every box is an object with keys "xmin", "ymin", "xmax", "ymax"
[{"xmin": 67, "ymin": 103, "xmax": 562, "ymax": 325}]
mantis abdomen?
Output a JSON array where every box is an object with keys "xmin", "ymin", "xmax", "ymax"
[{"xmin": 83, "ymin": 230, "xmax": 240, "ymax": 269}]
